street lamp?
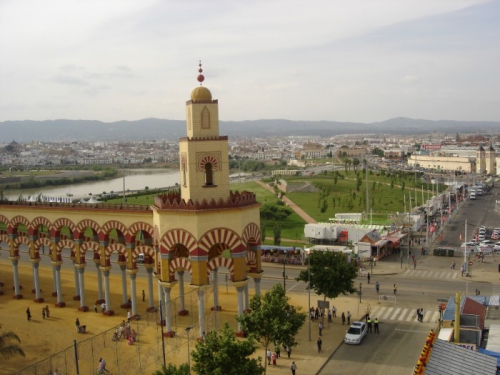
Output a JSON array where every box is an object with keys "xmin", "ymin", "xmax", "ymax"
[
  {"xmin": 308, "ymin": 254, "xmax": 311, "ymax": 342},
  {"xmin": 283, "ymin": 247, "xmax": 292, "ymax": 292},
  {"xmin": 185, "ymin": 325, "xmax": 194, "ymax": 375}
]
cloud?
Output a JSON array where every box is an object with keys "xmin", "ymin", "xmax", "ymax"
[{"xmin": 49, "ymin": 74, "xmax": 89, "ymax": 86}]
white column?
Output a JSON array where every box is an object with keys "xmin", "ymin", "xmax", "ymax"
[
  {"xmin": 254, "ymin": 278, "xmax": 261, "ymax": 295},
  {"xmin": 52, "ymin": 265, "xmax": 57, "ymax": 296},
  {"xmin": 12, "ymin": 259, "xmax": 22, "ymax": 297},
  {"xmin": 178, "ymin": 271, "xmax": 186, "ymax": 313},
  {"xmin": 78, "ymin": 267, "xmax": 87, "ymax": 310},
  {"xmin": 164, "ymin": 288, "xmax": 173, "ymax": 333},
  {"xmin": 103, "ymin": 269, "xmax": 112, "ymax": 313},
  {"xmin": 33, "ymin": 261, "xmax": 42, "ymax": 301},
  {"xmin": 197, "ymin": 288, "xmax": 205, "ymax": 336},
  {"xmin": 54, "ymin": 264, "xmax": 65, "ymax": 306},
  {"xmin": 129, "ymin": 271, "xmax": 138, "ymax": 316},
  {"xmin": 120, "ymin": 265, "xmax": 128, "ymax": 305},
  {"xmin": 95, "ymin": 262, "xmax": 104, "ymax": 301},
  {"xmin": 236, "ymin": 286, "xmax": 244, "ymax": 332},
  {"xmin": 73, "ymin": 261, "xmax": 80, "ymax": 299},
  {"xmin": 212, "ymin": 269, "xmax": 219, "ymax": 309},
  {"xmin": 146, "ymin": 267, "xmax": 155, "ymax": 310},
  {"xmin": 244, "ymin": 283, "xmax": 250, "ymax": 311}
]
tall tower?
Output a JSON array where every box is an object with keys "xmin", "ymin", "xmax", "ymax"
[
  {"xmin": 179, "ymin": 62, "xmax": 230, "ymax": 202},
  {"xmin": 485, "ymin": 145, "xmax": 495, "ymax": 174},
  {"xmin": 477, "ymin": 145, "xmax": 485, "ymax": 174}
]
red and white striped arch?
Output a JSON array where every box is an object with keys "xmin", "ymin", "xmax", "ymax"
[
  {"xmin": 128, "ymin": 222, "xmax": 154, "ymax": 238},
  {"xmin": 0, "ymin": 234, "xmax": 9, "ymax": 245},
  {"xmin": 34, "ymin": 237, "xmax": 52, "ymax": 252},
  {"xmin": 0, "ymin": 214, "xmax": 8, "ymax": 226},
  {"xmin": 199, "ymin": 154, "xmax": 219, "ymax": 171},
  {"xmin": 76, "ymin": 219, "xmax": 101, "ymax": 237},
  {"xmin": 242, "ymin": 223, "xmax": 261, "ymax": 246},
  {"xmin": 101, "ymin": 220, "xmax": 128, "ymax": 236},
  {"xmin": 57, "ymin": 239, "xmax": 76, "ymax": 253},
  {"xmin": 132, "ymin": 245, "xmax": 155, "ymax": 263},
  {"xmin": 198, "ymin": 228, "xmax": 242, "ymax": 255},
  {"xmin": 30, "ymin": 216, "xmax": 53, "ymax": 232},
  {"xmin": 169, "ymin": 257, "xmax": 192, "ymax": 274},
  {"xmin": 105, "ymin": 243, "xmax": 127, "ymax": 259},
  {"xmin": 160, "ymin": 229, "xmax": 197, "ymax": 255},
  {"xmin": 245, "ymin": 251, "xmax": 256, "ymax": 266},
  {"xmin": 207, "ymin": 257, "xmax": 234, "ymax": 274},
  {"xmin": 80, "ymin": 241, "xmax": 100, "ymax": 259},
  {"xmin": 10, "ymin": 215, "xmax": 30, "ymax": 230},
  {"xmin": 53, "ymin": 218, "xmax": 76, "ymax": 235},
  {"xmin": 13, "ymin": 236, "xmax": 30, "ymax": 249}
]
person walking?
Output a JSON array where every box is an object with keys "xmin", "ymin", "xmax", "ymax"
[
  {"xmin": 393, "ymin": 284, "xmax": 397, "ymax": 295},
  {"xmin": 318, "ymin": 321, "xmax": 323, "ymax": 336},
  {"xmin": 367, "ymin": 272, "xmax": 371, "ymax": 284},
  {"xmin": 97, "ymin": 358, "xmax": 109, "ymax": 374},
  {"xmin": 271, "ymin": 352, "xmax": 277, "ymax": 366},
  {"xmin": 26, "ymin": 307, "xmax": 31, "ymax": 321},
  {"xmin": 374, "ymin": 318, "xmax": 379, "ymax": 333},
  {"xmin": 266, "ymin": 349, "xmax": 272, "ymax": 365},
  {"xmin": 332, "ymin": 305, "xmax": 337, "ymax": 317},
  {"xmin": 94, "ymin": 303, "xmax": 98, "ymax": 313},
  {"xmin": 461, "ymin": 265, "xmax": 465, "ymax": 277},
  {"xmin": 341, "ymin": 312, "xmax": 346, "ymax": 325},
  {"xmin": 327, "ymin": 308, "xmax": 332, "ymax": 323},
  {"xmin": 75, "ymin": 318, "xmax": 80, "ymax": 332},
  {"xmin": 142, "ymin": 289, "xmax": 145, "ymax": 302},
  {"xmin": 290, "ymin": 361, "xmax": 297, "ymax": 375},
  {"xmin": 42, "ymin": 307, "xmax": 46, "ymax": 320},
  {"xmin": 367, "ymin": 317, "xmax": 372, "ymax": 333},
  {"xmin": 275, "ymin": 344, "xmax": 280, "ymax": 358},
  {"xmin": 375, "ymin": 281, "xmax": 380, "ymax": 294},
  {"xmin": 45, "ymin": 305, "xmax": 50, "ymax": 318},
  {"xmin": 317, "ymin": 337, "xmax": 322, "ymax": 353},
  {"xmin": 286, "ymin": 346, "xmax": 291, "ymax": 358},
  {"xmin": 347, "ymin": 311, "xmax": 351, "ymax": 325},
  {"xmin": 451, "ymin": 260, "xmax": 455, "ymax": 270}
]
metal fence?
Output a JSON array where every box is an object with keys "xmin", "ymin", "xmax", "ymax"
[{"xmin": 15, "ymin": 286, "xmax": 217, "ymax": 375}]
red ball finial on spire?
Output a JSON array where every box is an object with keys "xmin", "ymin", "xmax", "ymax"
[{"xmin": 197, "ymin": 60, "xmax": 205, "ymax": 85}]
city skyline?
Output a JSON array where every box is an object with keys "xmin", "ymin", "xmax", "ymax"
[{"xmin": 1, "ymin": 0, "xmax": 499, "ymax": 123}]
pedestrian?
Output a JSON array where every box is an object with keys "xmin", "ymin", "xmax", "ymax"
[
  {"xmin": 310, "ymin": 310, "xmax": 315, "ymax": 320},
  {"xmin": 332, "ymin": 305, "xmax": 337, "ymax": 317},
  {"xmin": 419, "ymin": 308, "xmax": 425, "ymax": 322},
  {"xmin": 94, "ymin": 303, "xmax": 98, "ymax": 313},
  {"xmin": 347, "ymin": 311, "xmax": 351, "ymax": 325},
  {"xmin": 327, "ymin": 308, "xmax": 332, "ymax": 323},
  {"xmin": 413, "ymin": 260, "xmax": 417, "ymax": 270},
  {"xmin": 451, "ymin": 260, "xmax": 455, "ymax": 270},
  {"xmin": 318, "ymin": 321, "xmax": 323, "ymax": 336},
  {"xmin": 142, "ymin": 289, "xmax": 145, "ymax": 302},
  {"xmin": 367, "ymin": 317, "xmax": 372, "ymax": 333},
  {"xmin": 286, "ymin": 346, "xmax": 291, "ymax": 358},
  {"xmin": 317, "ymin": 337, "xmax": 322, "ymax": 353},
  {"xmin": 127, "ymin": 310, "xmax": 131, "ymax": 322},
  {"xmin": 290, "ymin": 361, "xmax": 297, "ymax": 375},
  {"xmin": 341, "ymin": 312, "xmax": 346, "ymax": 325},
  {"xmin": 267, "ymin": 349, "xmax": 272, "ymax": 365},
  {"xmin": 75, "ymin": 318, "xmax": 80, "ymax": 332},
  {"xmin": 375, "ymin": 281, "xmax": 380, "ymax": 294},
  {"xmin": 393, "ymin": 284, "xmax": 397, "ymax": 295},
  {"xmin": 461, "ymin": 265, "xmax": 464, "ymax": 277},
  {"xmin": 26, "ymin": 307, "xmax": 31, "ymax": 321},
  {"xmin": 271, "ymin": 352, "xmax": 277, "ymax": 366},
  {"xmin": 275, "ymin": 344, "xmax": 281, "ymax": 358},
  {"xmin": 45, "ymin": 305, "xmax": 50, "ymax": 318},
  {"xmin": 367, "ymin": 272, "xmax": 371, "ymax": 284},
  {"xmin": 97, "ymin": 357, "xmax": 109, "ymax": 374},
  {"xmin": 374, "ymin": 318, "xmax": 379, "ymax": 333},
  {"xmin": 42, "ymin": 307, "xmax": 46, "ymax": 320},
  {"xmin": 315, "ymin": 307, "xmax": 319, "ymax": 320},
  {"xmin": 101, "ymin": 302, "xmax": 106, "ymax": 313}
]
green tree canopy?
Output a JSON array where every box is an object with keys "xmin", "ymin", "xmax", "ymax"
[
  {"xmin": 296, "ymin": 251, "xmax": 357, "ymax": 301},
  {"xmin": 236, "ymin": 284, "xmax": 306, "ymax": 374},
  {"xmin": 191, "ymin": 322, "xmax": 264, "ymax": 375},
  {"xmin": 153, "ymin": 363, "xmax": 189, "ymax": 375}
]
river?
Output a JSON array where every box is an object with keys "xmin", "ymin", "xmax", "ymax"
[{"xmin": 4, "ymin": 169, "xmax": 180, "ymax": 200}]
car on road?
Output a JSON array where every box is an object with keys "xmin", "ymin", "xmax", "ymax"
[
  {"xmin": 480, "ymin": 240, "xmax": 495, "ymax": 247},
  {"xmin": 344, "ymin": 321, "xmax": 368, "ymax": 345}
]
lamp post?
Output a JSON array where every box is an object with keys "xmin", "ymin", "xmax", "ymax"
[
  {"xmin": 185, "ymin": 325, "xmax": 194, "ymax": 375},
  {"xmin": 359, "ymin": 283, "xmax": 362, "ymax": 303},
  {"xmin": 283, "ymin": 248, "xmax": 292, "ymax": 292}
]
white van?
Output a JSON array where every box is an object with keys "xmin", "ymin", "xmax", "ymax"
[{"xmin": 470, "ymin": 192, "xmax": 476, "ymax": 200}]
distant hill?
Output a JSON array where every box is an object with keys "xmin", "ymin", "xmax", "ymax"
[{"xmin": 0, "ymin": 117, "xmax": 498, "ymax": 143}]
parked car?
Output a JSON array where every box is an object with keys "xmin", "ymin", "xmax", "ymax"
[
  {"xmin": 344, "ymin": 321, "xmax": 368, "ymax": 345},
  {"xmin": 480, "ymin": 240, "xmax": 494, "ymax": 247},
  {"xmin": 494, "ymin": 242, "xmax": 500, "ymax": 251},
  {"xmin": 478, "ymin": 234, "xmax": 486, "ymax": 241}
]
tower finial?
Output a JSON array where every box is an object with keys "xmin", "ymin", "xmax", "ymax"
[{"xmin": 197, "ymin": 60, "xmax": 205, "ymax": 86}]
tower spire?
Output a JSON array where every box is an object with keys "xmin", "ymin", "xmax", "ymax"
[{"xmin": 197, "ymin": 61, "xmax": 205, "ymax": 86}]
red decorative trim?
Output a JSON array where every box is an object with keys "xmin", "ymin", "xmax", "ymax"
[{"xmin": 155, "ymin": 190, "xmax": 257, "ymax": 211}]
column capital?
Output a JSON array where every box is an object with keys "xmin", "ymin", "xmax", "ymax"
[
  {"xmin": 231, "ymin": 279, "xmax": 249, "ymax": 288},
  {"xmin": 76, "ymin": 263, "xmax": 87, "ymax": 270},
  {"xmin": 159, "ymin": 281, "xmax": 178, "ymax": 289},
  {"xmin": 100, "ymin": 266, "xmax": 112, "ymax": 272},
  {"xmin": 247, "ymin": 272, "xmax": 263, "ymax": 280},
  {"xmin": 127, "ymin": 269, "xmax": 139, "ymax": 276},
  {"xmin": 9, "ymin": 256, "xmax": 20, "ymax": 263},
  {"xmin": 31, "ymin": 258, "xmax": 41, "ymax": 265},
  {"xmin": 51, "ymin": 262, "xmax": 63, "ymax": 268}
]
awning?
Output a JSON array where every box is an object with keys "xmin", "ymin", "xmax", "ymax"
[
  {"xmin": 373, "ymin": 239, "xmax": 388, "ymax": 247},
  {"xmin": 385, "ymin": 236, "xmax": 401, "ymax": 246}
]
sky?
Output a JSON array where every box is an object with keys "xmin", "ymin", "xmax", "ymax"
[{"xmin": 1, "ymin": 0, "xmax": 499, "ymax": 124}]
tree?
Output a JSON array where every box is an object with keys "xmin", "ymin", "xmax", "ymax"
[
  {"xmin": 0, "ymin": 327, "xmax": 25, "ymax": 359},
  {"xmin": 236, "ymin": 284, "xmax": 306, "ymax": 375},
  {"xmin": 296, "ymin": 251, "xmax": 357, "ymax": 302},
  {"xmin": 153, "ymin": 363, "xmax": 189, "ymax": 375},
  {"xmin": 191, "ymin": 322, "xmax": 264, "ymax": 375},
  {"xmin": 273, "ymin": 223, "xmax": 281, "ymax": 246}
]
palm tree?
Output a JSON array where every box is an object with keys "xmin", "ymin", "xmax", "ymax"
[{"xmin": 0, "ymin": 327, "xmax": 25, "ymax": 359}]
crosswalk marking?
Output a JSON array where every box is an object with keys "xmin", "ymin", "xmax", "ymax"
[
  {"xmin": 368, "ymin": 306, "xmax": 437, "ymax": 324},
  {"xmin": 403, "ymin": 269, "xmax": 459, "ymax": 280}
]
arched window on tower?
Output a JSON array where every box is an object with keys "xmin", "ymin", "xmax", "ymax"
[
  {"xmin": 205, "ymin": 162, "xmax": 213, "ymax": 186},
  {"xmin": 201, "ymin": 107, "xmax": 210, "ymax": 129},
  {"xmin": 183, "ymin": 165, "xmax": 187, "ymax": 187}
]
